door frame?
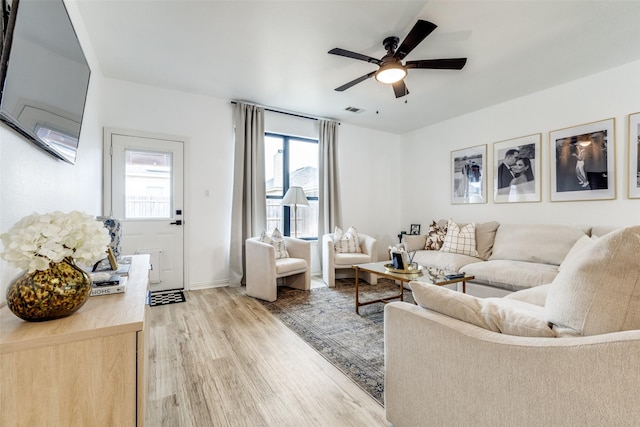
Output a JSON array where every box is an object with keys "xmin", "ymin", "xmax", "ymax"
[{"xmin": 102, "ymin": 127, "xmax": 190, "ymax": 290}]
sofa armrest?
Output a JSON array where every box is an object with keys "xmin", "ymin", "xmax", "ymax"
[
  {"xmin": 322, "ymin": 233, "xmax": 336, "ymax": 266},
  {"xmin": 246, "ymin": 237, "xmax": 276, "ymax": 270},
  {"xmin": 358, "ymin": 233, "xmax": 378, "ymax": 262},
  {"xmin": 322, "ymin": 234, "xmax": 336, "ymax": 286},
  {"xmin": 384, "ymin": 302, "xmax": 640, "ymax": 426},
  {"xmin": 245, "ymin": 238, "xmax": 277, "ymax": 300},
  {"xmin": 284, "ymin": 237, "xmax": 311, "ymax": 264}
]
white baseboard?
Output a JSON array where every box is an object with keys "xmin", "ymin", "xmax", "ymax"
[{"xmin": 188, "ymin": 279, "xmax": 229, "ymax": 291}]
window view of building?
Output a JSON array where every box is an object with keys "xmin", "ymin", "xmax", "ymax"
[{"xmin": 265, "ymin": 133, "xmax": 318, "ymax": 239}]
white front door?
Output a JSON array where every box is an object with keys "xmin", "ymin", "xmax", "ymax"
[{"xmin": 104, "ymin": 129, "xmax": 185, "ymax": 292}]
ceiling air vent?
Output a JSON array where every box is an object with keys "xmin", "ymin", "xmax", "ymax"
[{"xmin": 345, "ymin": 106, "xmax": 365, "ymax": 113}]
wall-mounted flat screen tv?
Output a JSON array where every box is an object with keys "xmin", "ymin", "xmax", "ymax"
[{"xmin": 0, "ymin": 0, "xmax": 91, "ymax": 164}]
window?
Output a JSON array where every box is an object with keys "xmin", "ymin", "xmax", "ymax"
[
  {"xmin": 265, "ymin": 133, "xmax": 318, "ymax": 239},
  {"xmin": 124, "ymin": 150, "xmax": 172, "ymax": 219}
]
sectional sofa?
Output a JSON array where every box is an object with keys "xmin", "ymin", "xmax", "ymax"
[
  {"xmin": 401, "ymin": 220, "xmax": 617, "ymax": 297},
  {"xmin": 385, "ymin": 225, "xmax": 640, "ymax": 426}
]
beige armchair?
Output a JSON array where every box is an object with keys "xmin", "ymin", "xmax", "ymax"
[
  {"xmin": 322, "ymin": 232, "xmax": 378, "ymax": 287},
  {"xmin": 245, "ymin": 236, "xmax": 311, "ymax": 302}
]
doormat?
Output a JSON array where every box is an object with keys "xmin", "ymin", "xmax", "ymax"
[{"xmin": 147, "ymin": 290, "xmax": 186, "ymax": 307}]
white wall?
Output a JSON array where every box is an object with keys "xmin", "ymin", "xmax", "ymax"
[
  {"xmin": 338, "ymin": 123, "xmax": 403, "ymax": 252},
  {"xmin": 0, "ymin": 0, "xmax": 104, "ymax": 302},
  {"xmin": 401, "ymin": 60, "xmax": 640, "ymax": 229},
  {"xmin": 99, "ymin": 86, "xmax": 402, "ymax": 286},
  {"xmin": 100, "ymin": 79, "xmax": 234, "ymax": 288}
]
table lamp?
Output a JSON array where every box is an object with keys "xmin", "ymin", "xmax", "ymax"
[{"xmin": 281, "ymin": 186, "xmax": 309, "ymax": 238}]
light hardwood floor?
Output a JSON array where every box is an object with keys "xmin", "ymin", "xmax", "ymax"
[{"xmin": 145, "ymin": 284, "xmax": 390, "ymax": 426}]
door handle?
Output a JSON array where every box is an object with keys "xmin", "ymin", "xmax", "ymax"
[{"xmin": 170, "ymin": 220, "xmax": 183, "ymax": 225}]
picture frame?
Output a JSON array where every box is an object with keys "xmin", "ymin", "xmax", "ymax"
[
  {"xmin": 391, "ymin": 251, "xmax": 405, "ymax": 270},
  {"xmin": 409, "ymin": 224, "xmax": 421, "ymax": 235},
  {"xmin": 451, "ymin": 144, "xmax": 487, "ymax": 204},
  {"xmin": 628, "ymin": 112, "xmax": 640, "ymax": 199},
  {"xmin": 493, "ymin": 134, "xmax": 541, "ymax": 203},
  {"xmin": 549, "ymin": 118, "xmax": 615, "ymax": 202}
]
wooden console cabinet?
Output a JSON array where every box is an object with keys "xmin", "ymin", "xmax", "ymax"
[{"xmin": 0, "ymin": 254, "xmax": 150, "ymax": 427}]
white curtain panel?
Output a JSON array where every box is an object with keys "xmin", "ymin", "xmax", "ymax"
[
  {"xmin": 229, "ymin": 102, "xmax": 266, "ymax": 287},
  {"xmin": 318, "ymin": 120, "xmax": 342, "ymax": 265}
]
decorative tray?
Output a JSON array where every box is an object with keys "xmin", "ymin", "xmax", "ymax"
[{"xmin": 384, "ymin": 263, "xmax": 424, "ymax": 274}]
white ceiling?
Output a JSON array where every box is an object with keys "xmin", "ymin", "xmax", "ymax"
[{"xmin": 76, "ymin": 0, "xmax": 640, "ymax": 134}]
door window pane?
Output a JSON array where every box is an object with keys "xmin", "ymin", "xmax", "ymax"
[{"xmin": 125, "ymin": 150, "xmax": 172, "ymax": 219}]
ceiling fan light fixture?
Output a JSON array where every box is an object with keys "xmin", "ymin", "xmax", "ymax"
[{"xmin": 375, "ymin": 63, "xmax": 407, "ymax": 84}]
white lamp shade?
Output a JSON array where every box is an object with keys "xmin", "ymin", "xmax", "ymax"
[{"xmin": 281, "ymin": 186, "xmax": 309, "ymax": 207}]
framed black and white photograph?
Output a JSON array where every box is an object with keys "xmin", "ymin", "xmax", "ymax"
[
  {"xmin": 451, "ymin": 145, "xmax": 486, "ymax": 204},
  {"xmin": 629, "ymin": 112, "xmax": 640, "ymax": 199},
  {"xmin": 550, "ymin": 118, "xmax": 615, "ymax": 202},
  {"xmin": 493, "ymin": 134, "xmax": 541, "ymax": 203},
  {"xmin": 410, "ymin": 224, "xmax": 421, "ymax": 235}
]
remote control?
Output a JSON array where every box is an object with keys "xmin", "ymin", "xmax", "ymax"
[{"xmin": 445, "ymin": 273, "xmax": 465, "ymax": 280}]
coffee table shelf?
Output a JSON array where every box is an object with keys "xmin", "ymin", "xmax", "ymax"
[{"xmin": 352, "ymin": 261, "xmax": 474, "ymax": 314}]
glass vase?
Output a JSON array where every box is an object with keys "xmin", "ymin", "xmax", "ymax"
[{"xmin": 5, "ymin": 257, "xmax": 92, "ymax": 322}]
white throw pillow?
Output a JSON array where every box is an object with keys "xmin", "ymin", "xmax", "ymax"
[
  {"xmin": 558, "ymin": 234, "xmax": 598, "ymax": 271},
  {"xmin": 260, "ymin": 228, "xmax": 289, "ymax": 259},
  {"xmin": 411, "ymin": 281, "xmax": 555, "ymax": 338},
  {"xmin": 403, "ymin": 234, "xmax": 426, "ymax": 252},
  {"xmin": 334, "ymin": 226, "xmax": 362, "ymax": 253},
  {"xmin": 545, "ymin": 226, "xmax": 640, "ymax": 336},
  {"xmin": 439, "ymin": 219, "xmax": 478, "ymax": 257}
]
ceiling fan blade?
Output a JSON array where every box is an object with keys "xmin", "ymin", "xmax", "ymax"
[
  {"xmin": 406, "ymin": 58, "xmax": 467, "ymax": 70},
  {"xmin": 335, "ymin": 71, "xmax": 376, "ymax": 92},
  {"xmin": 328, "ymin": 48, "xmax": 381, "ymax": 65},
  {"xmin": 394, "ymin": 20, "xmax": 437, "ymax": 60},
  {"xmin": 392, "ymin": 80, "xmax": 409, "ymax": 98}
]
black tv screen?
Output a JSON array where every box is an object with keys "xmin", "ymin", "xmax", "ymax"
[{"xmin": 0, "ymin": 0, "xmax": 90, "ymax": 164}]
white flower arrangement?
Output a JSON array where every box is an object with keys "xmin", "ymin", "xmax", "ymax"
[{"xmin": 0, "ymin": 211, "xmax": 111, "ymax": 273}]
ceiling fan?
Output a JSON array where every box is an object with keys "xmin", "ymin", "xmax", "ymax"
[{"xmin": 328, "ymin": 20, "xmax": 467, "ymax": 98}]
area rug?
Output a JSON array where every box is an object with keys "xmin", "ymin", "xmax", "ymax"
[{"xmin": 260, "ymin": 278, "xmax": 414, "ymax": 405}]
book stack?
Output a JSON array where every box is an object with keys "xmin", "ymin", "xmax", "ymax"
[{"xmin": 89, "ymin": 266, "xmax": 129, "ymax": 296}]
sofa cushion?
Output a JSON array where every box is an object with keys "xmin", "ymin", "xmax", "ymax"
[
  {"xmin": 425, "ymin": 220, "xmax": 447, "ymax": 250},
  {"xmin": 440, "ymin": 220, "xmax": 478, "ymax": 257},
  {"xmin": 260, "ymin": 228, "xmax": 289, "ymax": 259},
  {"xmin": 403, "ymin": 234, "xmax": 427, "ymax": 252},
  {"xmin": 334, "ymin": 252, "xmax": 372, "ymax": 267},
  {"xmin": 412, "ymin": 250, "xmax": 482, "ymax": 273},
  {"xmin": 558, "ymin": 234, "xmax": 598, "ymax": 272},
  {"xmin": 545, "ymin": 226, "xmax": 640, "ymax": 336},
  {"xmin": 411, "ymin": 281, "xmax": 555, "ymax": 337},
  {"xmin": 334, "ymin": 226, "xmax": 362, "ymax": 253},
  {"xmin": 475, "ymin": 221, "xmax": 500, "ymax": 260},
  {"xmin": 461, "ymin": 260, "xmax": 558, "ymax": 292},
  {"xmin": 275, "ymin": 257, "xmax": 307, "ymax": 275},
  {"xmin": 504, "ymin": 284, "xmax": 550, "ymax": 307},
  {"xmin": 489, "ymin": 224, "xmax": 586, "ymax": 265},
  {"xmin": 591, "ymin": 225, "xmax": 619, "ymax": 237}
]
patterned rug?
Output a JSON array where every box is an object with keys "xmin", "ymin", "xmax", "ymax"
[{"xmin": 260, "ymin": 278, "xmax": 414, "ymax": 405}]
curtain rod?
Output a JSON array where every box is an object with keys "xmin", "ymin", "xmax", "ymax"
[{"xmin": 230, "ymin": 101, "xmax": 339, "ymax": 124}]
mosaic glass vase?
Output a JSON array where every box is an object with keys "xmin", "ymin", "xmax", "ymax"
[{"xmin": 6, "ymin": 257, "xmax": 92, "ymax": 322}]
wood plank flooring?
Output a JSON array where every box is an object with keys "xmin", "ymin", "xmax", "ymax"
[{"xmin": 145, "ymin": 284, "xmax": 390, "ymax": 426}]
